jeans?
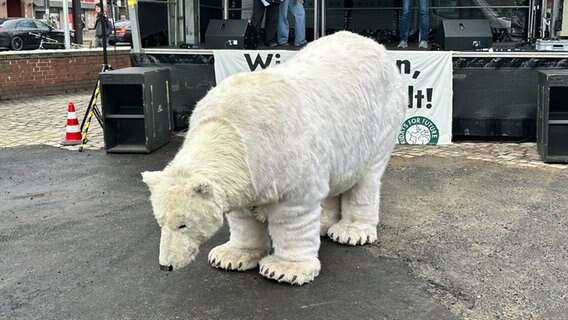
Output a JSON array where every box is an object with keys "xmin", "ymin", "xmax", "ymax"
[
  {"xmin": 277, "ymin": 0, "xmax": 306, "ymax": 46},
  {"xmin": 399, "ymin": 0, "xmax": 429, "ymax": 42}
]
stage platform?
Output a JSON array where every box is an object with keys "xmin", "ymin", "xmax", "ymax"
[{"xmin": 129, "ymin": 45, "xmax": 568, "ymax": 140}]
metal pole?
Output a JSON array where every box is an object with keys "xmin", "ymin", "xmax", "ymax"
[
  {"xmin": 44, "ymin": 0, "xmax": 50, "ymax": 19},
  {"xmin": 72, "ymin": 0, "xmax": 83, "ymax": 43},
  {"xmin": 62, "ymin": 0, "xmax": 71, "ymax": 49},
  {"xmin": 129, "ymin": 0, "xmax": 142, "ymax": 53},
  {"xmin": 223, "ymin": 0, "xmax": 228, "ymax": 19},
  {"xmin": 174, "ymin": 1, "xmax": 179, "ymax": 46},
  {"xmin": 313, "ymin": 0, "xmax": 318, "ymax": 41},
  {"xmin": 99, "ymin": 0, "xmax": 109, "ymax": 68},
  {"xmin": 320, "ymin": 0, "xmax": 325, "ymax": 36}
]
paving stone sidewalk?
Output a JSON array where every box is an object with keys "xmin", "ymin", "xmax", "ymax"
[
  {"xmin": 0, "ymin": 92, "xmax": 566, "ymax": 170},
  {"xmin": 0, "ymin": 92, "xmax": 104, "ymax": 151}
]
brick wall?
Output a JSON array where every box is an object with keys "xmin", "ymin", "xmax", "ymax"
[{"xmin": 0, "ymin": 48, "xmax": 132, "ymax": 100}]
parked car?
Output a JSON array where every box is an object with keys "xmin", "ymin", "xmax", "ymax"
[
  {"xmin": 0, "ymin": 18, "xmax": 74, "ymax": 51},
  {"xmin": 108, "ymin": 20, "xmax": 132, "ymax": 46},
  {"xmin": 107, "ymin": 20, "xmax": 168, "ymax": 48}
]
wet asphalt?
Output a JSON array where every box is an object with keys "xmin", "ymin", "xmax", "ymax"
[{"xmin": 0, "ymin": 137, "xmax": 566, "ymax": 319}]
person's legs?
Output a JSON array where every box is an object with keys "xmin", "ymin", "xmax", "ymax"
[
  {"xmin": 290, "ymin": 0, "xmax": 306, "ymax": 46},
  {"xmin": 418, "ymin": 0, "xmax": 429, "ymax": 42},
  {"xmin": 264, "ymin": 3, "xmax": 280, "ymax": 45},
  {"xmin": 251, "ymin": 0, "xmax": 266, "ymax": 36},
  {"xmin": 277, "ymin": 0, "xmax": 290, "ymax": 45},
  {"xmin": 399, "ymin": 0, "xmax": 412, "ymax": 42},
  {"xmin": 94, "ymin": 37, "xmax": 102, "ymax": 48}
]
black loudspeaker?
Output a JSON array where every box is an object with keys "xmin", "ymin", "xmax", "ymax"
[
  {"xmin": 537, "ymin": 70, "xmax": 568, "ymax": 163},
  {"xmin": 205, "ymin": 19, "xmax": 258, "ymax": 49},
  {"xmin": 434, "ymin": 19, "xmax": 493, "ymax": 51}
]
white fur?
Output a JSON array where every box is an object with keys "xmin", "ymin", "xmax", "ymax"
[{"xmin": 142, "ymin": 31, "xmax": 406, "ymax": 285}]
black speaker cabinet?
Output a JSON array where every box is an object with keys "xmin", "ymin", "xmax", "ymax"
[
  {"xmin": 434, "ymin": 19, "xmax": 492, "ymax": 51},
  {"xmin": 100, "ymin": 67, "xmax": 173, "ymax": 154},
  {"xmin": 537, "ymin": 70, "xmax": 568, "ymax": 163},
  {"xmin": 205, "ymin": 19, "xmax": 258, "ymax": 49}
]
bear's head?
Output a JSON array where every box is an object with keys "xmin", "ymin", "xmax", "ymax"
[{"xmin": 141, "ymin": 170, "xmax": 224, "ymax": 271}]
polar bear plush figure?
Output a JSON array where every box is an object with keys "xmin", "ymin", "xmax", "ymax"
[{"xmin": 142, "ymin": 31, "xmax": 406, "ymax": 285}]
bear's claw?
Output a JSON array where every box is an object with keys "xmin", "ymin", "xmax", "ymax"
[
  {"xmin": 208, "ymin": 243, "xmax": 268, "ymax": 271},
  {"xmin": 327, "ymin": 222, "xmax": 377, "ymax": 246},
  {"xmin": 258, "ymin": 255, "xmax": 320, "ymax": 285}
]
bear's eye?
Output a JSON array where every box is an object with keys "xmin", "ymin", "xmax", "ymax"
[{"xmin": 178, "ymin": 224, "xmax": 187, "ymax": 230}]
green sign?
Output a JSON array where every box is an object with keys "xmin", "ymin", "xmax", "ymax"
[{"xmin": 398, "ymin": 116, "xmax": 440, "ymax": 145}]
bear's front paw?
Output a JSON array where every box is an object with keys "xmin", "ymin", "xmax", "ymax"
[
  {"xmin": 258, "ymin": 255, "xmax": 320, "ymax": 285},
  {"xmin": 208, "ymin": 244, "xmax": 268, "ymax": 271},
  {"xmin": 327, "ymin": 222, "xmax": 377, "ymax": 246}
]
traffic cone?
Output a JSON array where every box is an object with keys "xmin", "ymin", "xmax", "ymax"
[{"xmin": 61, "ymin": 101, "xmax": 82, "ymax": 146}]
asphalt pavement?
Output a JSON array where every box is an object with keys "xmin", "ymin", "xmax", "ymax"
[{"xmin": 0, "ymin": 93, "xmax": 567, "ymax": 319}]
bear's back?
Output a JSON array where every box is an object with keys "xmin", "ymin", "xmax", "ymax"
[{"xmin": 188, "ymin": 31, "xmax": 406, "ymax": 202}]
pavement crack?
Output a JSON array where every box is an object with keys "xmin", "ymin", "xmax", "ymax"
[{"xmin": 424, "ymin": 278, "xmax": 477, "ymax": 310}]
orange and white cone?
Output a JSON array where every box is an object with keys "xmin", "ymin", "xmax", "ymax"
[{"xmin": 61, "ymin": 101, "xmax": 82, "ymax": 146}]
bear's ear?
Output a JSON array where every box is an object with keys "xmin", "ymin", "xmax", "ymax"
[{"xmin": 141, "ymin": 171, "xmax": 163, "ymax": 188}]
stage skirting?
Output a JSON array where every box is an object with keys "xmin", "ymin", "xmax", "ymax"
[{"xmin": 131, "ymin": 49, "xmax": 568, "ymax": 143}]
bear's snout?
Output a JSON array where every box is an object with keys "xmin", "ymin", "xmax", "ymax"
[{"xmin": 160, "ymin": 264, "xmax": 173, "ymax": 271}]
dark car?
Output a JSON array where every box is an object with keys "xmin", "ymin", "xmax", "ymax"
[
  {"xmin": 107, "ymin": 20, "xmax": 167, "ymax": 48},
  {"xmin": 0, "ymin": 18, "xmax": 74, "ymax": 51},
  {"xmin": 108, "ymin": 20, "xmax": 132, "ymax": 46}
]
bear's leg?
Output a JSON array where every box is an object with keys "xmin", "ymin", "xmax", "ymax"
[
  {"xmin": 320, "ymin": 196, "xmax": 340, "ymax": 236},
  {"xmin": 259, "ymin": 204, "xmax": 321, "ymax": 285},
  {"xmin": 208, "ymin": 209, "xmax": 270, "ymax": 271},
  {"xmin": 327, "ymin": 156, "xmax": 390, "ymax": 246}
]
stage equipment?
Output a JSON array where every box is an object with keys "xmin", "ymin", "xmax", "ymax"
[
  {"xmin": 537, "ymin": 70, "xmax": 568, "ymax": 163},
  {"xmin": 205, "ymin": 19, "xmax": 258, "ymax": 49},
  {"xmin": 79, "ymin": 65, "xmax": 110, "ymax": 152},
  {"xmin": 99, "ymin": 67, "xmax": 173, "ymax": 154},
  {"xmin": 434, "ymin": 19, "xmax": 492, "ymax": 51},
  {"xmin": 536, "ymin": 39, "xmax": 568, "ymax": 51},
  {"xmin": 78, "ymin": 0, "xmax": 112, "ymax": 152}
]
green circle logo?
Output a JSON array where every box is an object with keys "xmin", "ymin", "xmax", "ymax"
[{"xmin": 398, "ymin": 116, "xmax": 440, "ymax": 144}]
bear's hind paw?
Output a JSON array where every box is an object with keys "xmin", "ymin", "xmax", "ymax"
[
  {"xmin": 208, "ymin": 244, "xmax": 267, "ymax": 271},
  {"xmin": 327, "ymin": 222, "xmax": 377, "ymax": 246}
]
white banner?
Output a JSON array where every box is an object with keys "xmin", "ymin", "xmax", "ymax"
[
  {"xmin": 392, "ymin": 51, "xmax": 453, "ymax": 144},
  {"xmin": 213, "ymin": 49, "xmax": 453, "ymax": 144}
]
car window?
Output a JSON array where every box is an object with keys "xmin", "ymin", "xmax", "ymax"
[
  {"xmin": 17, "ymin": 20, "xmax": 37, "ymax": 29},
  {"xmin": 0, "ymin": 19, "xmax": 16, "ymax": 27},
  {"xmin": 36, "ymin": 20, "xmax": 51, "ymax": 31}
]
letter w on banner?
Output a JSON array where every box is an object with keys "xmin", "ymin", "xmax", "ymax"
[{"xmin": 213, "ymin": 49, "xmax": 453, "ymax": 144}]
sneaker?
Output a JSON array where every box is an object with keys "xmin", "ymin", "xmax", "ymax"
[
  {"xmin": 267, "ymin": 42, "xmax": 278, "ymax": 48},
  {"xmin": 279, "ymin": 42, "xmax": 290, "ymax": 47},
  {"xmin": 418, "ymin": 40, "xmax": 428, "ymax": 49},
  {"xmin": 295, "ymin": 41, "xmax": 307, "ymax": 48},
  {"xmin": 397, "ymin": 41, "xmax": 408, "ymax": 48}
]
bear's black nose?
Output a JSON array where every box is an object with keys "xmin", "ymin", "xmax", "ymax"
[{"xmin": 160, "ymin": 264, "xmax": 173, "ymax": 271}]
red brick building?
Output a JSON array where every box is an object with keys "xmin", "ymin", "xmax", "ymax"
[{"xmin": 0, "ymin": 0, "xmax": 127, "ymax": 29}]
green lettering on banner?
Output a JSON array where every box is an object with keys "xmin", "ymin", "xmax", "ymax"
[{"xmin": 397, "ymin": 116, "xmax": 440, "ymax": 145}]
